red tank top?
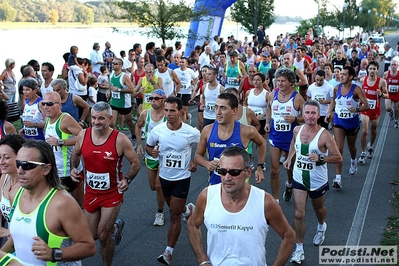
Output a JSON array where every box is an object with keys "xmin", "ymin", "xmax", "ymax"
[
  {"xmin": 81, "ymin": 128, "xmax": 123, "ymax": 195},
  {"xmin": 387, "ymin": 70, "xmax": 399, "ymax": 94},
  {"xmin": 361, "ymin": 76, "xmax": 380, "ymax": 114},
  {"xmin": 242, "ymin": 77, "xmax": 255, "ymax": 100},
  {"xmin": 133, "ymin": 70, "xmax": 146, "ymax": 99}
]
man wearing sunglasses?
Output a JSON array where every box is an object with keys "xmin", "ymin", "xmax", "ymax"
[
  {"xmin": 4, "ymin": 141, "xmax": 96, "ymax": 265},
  {"xmin": 135, "ymin": 63, "xmax": 164, "ymax": 112},
  {"xmin": 70, "ymin": 102, "xmax": 140, "ymax": 266},
  {"xmin": 146, "ymin": 97, "xmax": 200, "ymax": 265},
  {"xmin": 188, "ymin": 146, "xmax": 295, "ymax": 266},
  {"xmin": 135, "ymin": 90, "xmax": 167, "ymax": 226},
  {"xmin": 195, "ymin": 93, "xmax": 266, "ymax": 185},
  {"xmin": 42, "ymin": 91, "xmax": 83, "ymax": 206},
  {"xmin": 283, "ymin": 100, "xmax": 342, "ymax": 264}
]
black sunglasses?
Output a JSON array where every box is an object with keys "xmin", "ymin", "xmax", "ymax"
[
  {"xmin": 16, "ymin": 160, "xmax": 46, "ymax": 171},
  {"xmin": 149, "ymin": 97, "xmax": 163, "ymax": 101},
  {"xmin": 41, "ymin": 101, "xmax": 59, "ymax": 106},
  {"xmin": 215, "ymin": 167, "xmax": 248, "ymax": 177}
]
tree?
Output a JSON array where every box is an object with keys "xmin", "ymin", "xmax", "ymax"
[
  {"xmin": 230, "ymin": 0, "xmax": 275, "ymax": 35},
  {"xmin": 48, "ymin": 9, "xmax": 59, "ymax": 24},
  {"xmin": 75, "ymin": 4, "xmax": 94, "ymax": 24},
  {"xmin": 0, "ymin": 2, "xmax": 16, "ymax": 21},
  {"xmin": 109, "ymin": 0, "xmax": 207, "ymax": 44}
]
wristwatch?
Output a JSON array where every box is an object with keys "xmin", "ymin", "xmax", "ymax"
[
  {"xmin": 124, "ymin": 177, "xmax": 132, "ymax": 184},
  {"xmin": 319, "ymin": 154, "xmax": 325, "ymax": 163},
  {"xmin": 58, "ymin": 139, "xmax": 65, "ymax": 146},
  {"xmin": 52, "ymin": 248, "xmax": 62, "ymax": 262},
  {"xmin": 34, "ymin": 122, "xmax": 38, "ymax": 128}
]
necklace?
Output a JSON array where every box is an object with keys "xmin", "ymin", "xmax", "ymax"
[
  {"xmin": 227, "ymin": 190, "xmax": 246, "ymax": 205},
  {"xmin": 8, "ymin": 180, "xmax": 19, "ymax": 192},
  {"xmin": 279, "ymin": 91, "xmax": 290, "ymax": 98}
]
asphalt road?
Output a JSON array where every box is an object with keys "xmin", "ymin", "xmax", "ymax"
[{"xmin": 82, "ymin": 33, "xmax": 399, "ymax": 266}]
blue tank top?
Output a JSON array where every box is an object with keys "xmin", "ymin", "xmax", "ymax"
[
  {"xmin": 333, "ymin": 84, "xmax": 360, "ymax": 129},
  {"xmin": 0, "ymin": 120, "xmax": 5, "ymax": 139},
  {"xmin": 61, "ymin": 93, "xmax": 79, "ymax": 122},
  {"xmin": 269, "ymin": 90, "xmax": 299, "ymax": 147},
  {"xmin": 206, "ymin": 121, "xmax": 245, "ymax": 185}
]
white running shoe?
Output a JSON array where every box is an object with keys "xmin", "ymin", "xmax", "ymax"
[
  {"xmin": 279, "ymin": 155, "xmax": 286, "ymax": 165},
  {"xmin": 182, "ymin": 203, "xmax": 195, "ymax": 222},
  {"xmin": 367, "ymin": 143, "xmax": 374, "ymax": 159},
  {"xmin": 313, "ymin": 223, "xmax": 327, "ymax": 246},
  {"xmin": 358, "ymin": 152, "xmax": 366, "ymax": 164},
  {"xmin": 349, "ymin": 160, "xmax": 357, "ymax": 175},
  {"xmin": 290, "ymin": 249, "xmax": 305, "ymax": 264},
  {"xmin": 153, "ymin": 212, "xmax": 164, "ymax": 226},
  {"xmin": 332, "ymin": 178, "xmax": 342, "ymax": 189}
]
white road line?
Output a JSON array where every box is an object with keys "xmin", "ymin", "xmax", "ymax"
[{"xmin": 340, "ymin": 113, "xmax": 390, "ymax": 266}]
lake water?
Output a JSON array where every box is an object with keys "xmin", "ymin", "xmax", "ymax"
[{"xmin": 0, "ymin": 23, "xmax": 341, "ymax": 80}]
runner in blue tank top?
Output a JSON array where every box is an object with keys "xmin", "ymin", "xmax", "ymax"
[
  {"xmin": 325, "ymin": 66, "xmax": 369, "ymax": 189},
  {"xmin": 265, "ymin": 68, "xmax": 304, "ymax": 203},
  {"xmin": 195, "ymin": 93, "xmax": 266, "ymax": 185}
]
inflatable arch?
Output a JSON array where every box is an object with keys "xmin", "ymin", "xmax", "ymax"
[{"xmin": 185, "ymin": 0, "xmax": 237, "ymax": 55}]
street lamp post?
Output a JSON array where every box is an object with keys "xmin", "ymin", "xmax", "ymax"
[
  {"xmin": 359, "ymin": 7, "xmax": 363, "ymax": 35},
  {"xmin": 343, "ymin": 3, "xmax": 348, "ymax": 40},
  {"xmin": 375, "ymin": 12, "xmax": 378, "ymax": 32},
  {"xmin": 368, "ymin": 9, "xmax": 371, "ymax": 32}
]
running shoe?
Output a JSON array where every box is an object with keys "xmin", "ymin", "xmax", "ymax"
[
  {"xmin": 121, "ymin": 125, "xmax": 129, "ymax": 131},
  {"xmin": 279, "ymin": 155, "xmax": 286, "ymax": 165},
  {"xmin": 141, "ymin": 131, "xmax": 146, "ymax": 140},
  {"xmin": 290, "ymin": 249, "xmax": 305, "ymax": 264},
  {"xmin": 367, "ymin": 143, "xmax": 374, "ymax": 159},
  {"xmin": 111, "ymin": 218, "xmax": 125, "ymax": 246},
  {"xmin": 395, "ymin": 121, "xmax": 399, "ymax": 128},
  {"xmin": 187, "ymin": 113, "xmax": 192, "ymax": 125},
  {"xmin": 283, "ymin": 181, "xmax": 292, "ymax": 202},
  {"xmin": 332, "ymin": 178, "xmax": 342, "ymax": 189},
  {"xmin": 313, "ymin": 223, "xmax": 327, "ymax": 246},
  {"xmin": 390, "ymin": 110, "xmax": 394, "ymax": 120},
  {"xmin": 182, "ymin": 203, "xmax": 195, "ymax": 222},
  {"xmin": 349, "ymin": 160, "xmax": 357, "ymax": 175},
  {"xmin": 157, "ymin": 249, "xmax": 172, "ymax": 265},
  {"xmin": 358, "ymin": 152, "xmax": 367, "ymax": 164},
  {"xmin": 154, "ymin": 212, "xmax": 164, "ymax": 226}
]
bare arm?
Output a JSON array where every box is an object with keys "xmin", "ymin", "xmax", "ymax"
[
  {"xmin": 70, "ymin": 129, "xmax": 85, "ymax": 181},
  {"xmin": 117, "ymin": 133, "xmax": 141, "ymax": 191},
  {"xmin": 283, "ymin": 126, "xmax": 299, "ymax": 170},
  {"xmin": 187, "ymin": 188, "xmax": 209, "ymax": 264},
  {"xmin": 265, "ymin": 193, "xmax": 295, "ymax": 266},
  {"xmin": 77, "ymin": 72, "xmax": 88, "ymax": 85},
  {"xmin": 172, "ymin": 71, "xmax": 181, "ymax": 95},
  {"xmin": 246, "ymin": 107, "xmax": 261, "ymax": 131},
  {"xmin": 72, "ymin": 95, "xmax": 90, "ymax": 121},
  {"xmin": 322, "ymin": 131, "xmax": 342, "ymax": 164},
  {"xmin": 246, "ymin": 125, "xmax": 266, "ymax": 183},
  {"xmin": 295, "ymin": 68, "xmax": 308, "ymax": 87},
  {"xmin": 135, "ymin": 110, "xmax": 148, "ymax": 157},
  {"xmin": 5, "ymin": 121, "xmax": 17, "ymax": 134},
  {"xmin": 194, "ymin": 126, "xmax": 218, "ymax": 171}
]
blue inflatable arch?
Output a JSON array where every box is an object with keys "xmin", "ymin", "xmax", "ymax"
[{"xmin": 185, "ymin": 0, "xmax": 237, "ymax": 55}]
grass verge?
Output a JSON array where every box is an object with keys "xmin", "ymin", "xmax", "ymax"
[{"xmin": 381, "ymin": 176, "xmax": 399, "ymax": 247}]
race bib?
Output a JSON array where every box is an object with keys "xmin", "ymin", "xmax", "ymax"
[
  {"xmin": 24, "ymin": 127, "xmax": 38, "ymax": 137},
  {"xmin": 181, "ymin": 83, "xmax": 188, "ymax": 90},
  {"xmin": 250, "ymin": 107, "xmax": 264, "ymax": 117},
  {"xmin": 163, "ymin": 152, "xmax": 185, "ymax": 169},
  {"xmin": 389, "ymin": 85, "xmax": 398, "ymax": 93},
  {"xmin": 1, "ymin": 205, "xmax": 10, "ymax": 223},
  {"xmin": 227, "ymin": 77, "xmax": 239, "ymax": 86},
  {"xmin": 112, "ymin": 91, "xmax": 120, "ymax": 99},
  {"xmin": 86, "ymin": 171, "xmax": 111, "ymax": 190},
  {"xmin": 314, "ymin": 94, "xmax": 326, "ymax": 101},
  {"xmin": 296, "ymin": 155, "xmax": 315, "ymax": 171},
  {"xmin": 205, "ymin": 101, "xmax": 216, "ymax": 112},
  {"xmin": 367, "ymin": 99, "xmax": 376, "ymax": 109},
  {"xmin": 274, "ymin": 118, "xmax": 291, "ymax": 132},
  {"xmin": 337, "ymin": 107, "xmax": 354, "ymax": 119}
]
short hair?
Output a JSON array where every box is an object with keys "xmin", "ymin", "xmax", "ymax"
[
  {"xmin": 88, "ymin": 76, "xmax": 97, "ymax": 87},
  {"xmin": 315, "ymin": 70, "xmax": 325, "ymax": 78},
  {"xmin": 133, "ymin": 43, "xmax": 141, "ymax": 51},
  {"xmin": 92, "ymin": 102, "xmax": 112, "ymax": 117},
  {"xmin": 22, "ymin": 140, "xmax": 64, "ymax": 189},
  {"xmin": 0, "ymin": 101, "xmax": 8, "ymax": 120},
  {"xmin": 146, "ymin": 42, "xmax": 155, "ymax": 51},
  {"xmin": 217, "ymin": 92, "xmax": 238, "ymax": 109},
  {"xmin": 324, "ymin": 62, "xmax": 333, "ymax": 70},
  {"xmin": 51, "ymin": 78, "xmax": 67, "ymax": 89},
  {"xmin": 70, "ymin": 46, "xmax": 78, "ymax": 54},
  {"xmin": 22, "ymin": 78, "xmax": 39, "ymax": 90},
  {"xmin": 208, "ymin": 68, "xmax": 218, "ymax": 75},
  {"xmin": 220, "ymin": 146, "xmax": 250, "ymax": 168},
  {"xmin": 165, "ymin": 96, "xmax": 183, "ymax": 110},
  {"xmin": 63, "ymin": 53, "xmax": 70, "ymax": 63},
  {"xmin": 5, "ymin": 58, "xmax": 15, "ymax": 68},
  {"xmin": 128, "ymin": 48, "xmax": 135, "ymax": 54},
  {"xmin": 303, "ymin": 99, "xmax": 320, "ymax": 113},
  {"xmin": 0, "ymin": 133, "xmax": 26, "ymax": 155},
  {"xmin": 100, "ymin": 65, "xmax": 107, "ymax": 73},
  {"xmin": 120, "ymin": 50, "xmax": 126, "ymax": 57},
  {"xmin": 114, "ymin": 58, "xmax": 123, "ymax": 65},
  {"xmin": 175, "ymin": 41, "xmax": 181, "ymax": 49},
  {"xmin": 93, "ymin": 42, "xmax": 99, "ymax": 50},
  {"xmin": 368, "ymin": 60, "xmax": 379, "ymax": 70},
  {"xmin": 351, "ymin": 49, "xmax": 358, "ymax": 54},
  {"xmin": 343, "ymin": 65, "xmax": 356, "ymax": 78},
  {"xmin": 27, "ymin": 59, "xmax": 39, "ymax": 68},
  {"xmin": 42, "ymin": 62, "xmax": 54, "ymax": 72},
  {"xmin": 22, "ymin": 66, "xmax": 34, "ymax": 77},
  {"xmin": 275, "ymin": 68, "xmax": 296, "ymax": 84},
  {"xmin": 225, "ymin": 87, "xmax": 239, "ymax": 99},
  {"xmin": 156, "ymin": 56, "xmax": 166, "ymax": 63},
  {"xmin": 254, "ymin": 72, "xmax": 266, "ymax": 82},
  {"xmin": 271, "ymin": 55, "xmax": 279, "ymax": 61}
]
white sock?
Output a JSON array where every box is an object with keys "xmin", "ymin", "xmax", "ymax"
[
  {"xmin": 285, "ymin": 181, "xmax": 292, "ymax": 188},
  {"xmin": 276, "ymin": 199, "xmax": 280, "ymax": 204},
  {"xmin": 296, "ymin": 243, "xmax": 304, "ymax": 251},
  {"xmin": 166, "ymin": 246, "xmax": 174, "ymax": 254},
  {"xmin": 183, "ymin": 206, "xmax": 191, "ymax": 216},
  {"xmin": 336, "ymin": 174, "xmax": 342, "ymax": 180},
  {"xmin": 351, "ymin": 158, "xmax": 356, "ymax": 163},
  {"xmin": 318, "ymin": 222, "xmax": 326, "ymax": 231}
]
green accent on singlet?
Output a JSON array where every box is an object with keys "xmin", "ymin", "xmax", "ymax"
[
  {"xmin": 144, "ymin": 109, "xmax": 166, "ymax": 139},
  {"xmin": 11, "ymin": 188, "xmax": 70, "ymax": 266},
  {"xmin": 0, "ymin": 253, "xmax": 22, "ymax": 265},
  {"xmin": 300, "ymin": 144, "xmax": 311, "ymax": 190}
]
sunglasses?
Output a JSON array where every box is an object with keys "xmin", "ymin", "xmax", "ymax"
[
  {"xmin": 112, "ymin": 62, "xmax": 120, "ymax": 65},
  {"xmin": 146, "ymin": 70, "xmax": 154, "ymax": 74},
  {"xmin": 41, "ymin": 101, "xmax": 59, "ymax": 106},
  {"xmin": 215, "ymin": 167, "xmax": 248, "ymax": 177},
  {"xmin": 149, "ymin": 97, "xmax": 163, "ymax": 101},
  {"xmin": 16, "ymin": 160, "xmax": 46, "ymax": 171}
]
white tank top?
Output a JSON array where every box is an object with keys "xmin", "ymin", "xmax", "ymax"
[
  {"xmin": 204, "ymin": 184, "xmax": 269, "ymax": 265},
  {"xmin": 293, "ymin": 57, "xmax": 305, "ymax": 72},
  {"xmin": 0, "ymin": 174, "xmax": 11, "ymax": 225},
  {"xmin": 203, "ymin": 83, "xmax": 221, "ymax": 120},
  {"xmin": 247, "ymin": 89, "xmax": 267, "ymax": 120},
  {"xmin": 155, "ymin": 69, "xmax": 174, "ymax": 97},
  {"xmin": 293, "ymin": 125, "xmax": 328, "ymax": 190}
]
